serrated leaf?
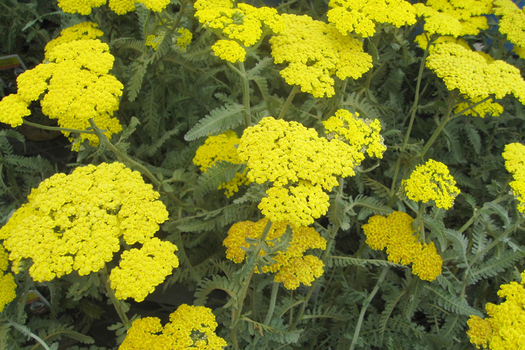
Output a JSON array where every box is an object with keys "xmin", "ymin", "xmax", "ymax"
[
  {"xmin": 326, "ymin": 256, "xmax": 403, "ymax": 268},
  {"xmin": 444, "ymin": 229, "xmax": 468, "ymax": 267},
  {"xmin": 195, "ymin": 161, "xmax": 240, "ymax": 198},
  {"xmin": 482, "ymin": 202, "xmax": 511, "ymax": 227},
  {"xmin": 466, "ymin": 124, "xmax": 481, "ymax": 154},
  {"xmin": 184, "ymin": 103, "xmax": 245, "ymax": 141},
  {"xmin": 424, "ymin": 285, "xmax": 483, "ymax": 317}
]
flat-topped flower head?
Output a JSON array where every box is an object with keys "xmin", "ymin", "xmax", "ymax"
[
  {"xmin": 426, "ymin": 42, "xmax": 525, "ymax": 104},
  {"xmin": 44, "ymin": 22, "xmax": 104, "ymax": 55},
  {"xmin": 503, "ymin": 143, "xmax": 525, "ymax": 212},
  {"xmin": 323, "ymin": 109, "xmax": 386, "ymax": 159},
  {"xmin": 454, "ymin": 96, "xmax": 504, "ymax": 118},
  {"xmin": 467, "ymin": 315, "xmax": 493, "ymax": 349},
  {"xmin": 362, "ymin": 211, "xmax": 443, "ymax": 281},
  {"xmin": 403, "ymin": 159, "xmax": 460, "ymax": 210},
  {"xmin": 414, "ymin": 0, "xmax": 492, "ymax": 37},
  {"xmin": 211, "ymin": 40, "xmax": 246, "ymax": 63},
  {"xmin": 269, "ymin": 14, "xmax": 372, "ymax": 98},
  {"xmin": 193, "ymin": 131, "xmax": 250, "ymax": 197},
  {"xmin": 224, "ymin": 218, "xmax": 326, "ymax": 289},
  {"xmin": 493, "ymin": 0, "xmax": 525, "ymax": 58},
  {"xmin": 58, "ymin": 0, "xmax": 170, "ymax": 15},
  {"xmin": 0, "ymin": 244, "xmax": 16, "ymax": 313},
  {"xmin": 327, "ymin": 0, "xmax": 416, "ymax": 38},
  {"xmin": 0, "ymin": 162, "xmax": 170, "ymax": 283},
  {"xmin": 119, "ymin": 304, "xmax": 227, "ymax": 349}
]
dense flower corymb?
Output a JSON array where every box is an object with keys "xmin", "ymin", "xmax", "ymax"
[
  {"xmin": 224, "ymin": 218, "xmax": 326, "ymax": 289},
  {"xmin": 0, "ymin": 25, "xmax": 123, "ymax": 148},
  {"xmin": 362, "ymin": 211, "xmax": 443, "ymax": 281},
  {"xmin": 403, "ymin": 159, "xmax": 460, "ymax": 210},
  {"xmin": 327, "ymin": 0, "xmax": 416, "ymax": 37},
  {"xmin": 503, "ymin": 143, "xmax": 525, "ymax": 212},
  {"xmin": 119, "ymin": 304, "xmax": 227, "ymax": 349},
  {"xmin": 0, "ymin": 244, "xmax": 16, "ymax": 312},
  {"xmin": 57, "ymin": 0, "xmax": 170, "ymax": 15},
  {"xmin": 238, "ymin": 117, "xmax": 368, "ymax": 226},
  {"xmin": 467, "ymin": 272, "xmax": 525, "ymax": 349},
  {"xmin": 0, "ymin": 162, "xmax": 170, "ymax": 283},
  {"xmin": 493, "ymin": 0, "xmax": 525, "ymax": 59},
  {"xmin": 193, "ymin": 130, "xmax": 250, "ymax": 197},
  {"xmin": 269, "ymin": 13, "xmax": 372, "ymax": 98}
]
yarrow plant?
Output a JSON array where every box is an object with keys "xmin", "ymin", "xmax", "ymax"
[{"xmin": 3, "ymin": 0, "xmax": 525, "ymax": 348}]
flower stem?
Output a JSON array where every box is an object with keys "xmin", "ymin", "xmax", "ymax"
[
  {"xmin": 23, "ymin": 120, "xmax": 96, "ymax": 135},
  {"xmin": 349, "ymin": 266, "xmax": 389, "ymax": 350},
  {"xmin": 230, "ymin": 219, "xmax": 273, "ymax": 349},
  {"xmin": 88, "ymin": 119, "xmax": 184, "ymax": 207},
  {"xmin": 277, "ymin": 85, "xmax": 300, "ymax": 120},
  {"xmin": 100, "ymin": 266, "xmax": 130, "ymax": 329},
  {"xmin": 239, "ymin": 61, "xmax": 251, "ymax": 127}
]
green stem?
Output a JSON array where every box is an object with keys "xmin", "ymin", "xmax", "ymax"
[
  {"xmin": 364, "ymin": 34, "xmax": 381, "ymax": 91},
  {"xmin": 388, "ymin": 38, "xmax": 433, "ymax": 205},
  {"xmin": 239, "ymin": 62, "xmax": 251, "ymax": 127},
  {"xmin": 88, "ymin": 119, "xmax": 184, "ymax": 207},
  {"xmin": 22, "ymin": 120, "xmax": 96, "ymax": 135},
  {"xmin": 264, "ymin": 282, "xmax": 279, "ymax": 325},
  {"xmin": 231, "ymin": 219, "xmax": 273, "ymax": 349},
  {"xmin": 100, "ymin": 266, "xmax": 130, "ymax": 329},
  {"xmin": 277, "ymin": 85, "xmax": 300, "ymax": 120},
  {"xmin": 349, "ymin": 266, "xmax": 389, "ymax": 350}
]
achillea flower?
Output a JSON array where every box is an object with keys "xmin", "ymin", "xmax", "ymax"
[
  {"xmin": 467, "ymin": 315, "xmax": 493, "ymax": 349},
  {"xmin": 176, "ymin": 28, "xmax": 193, "ymax": 51},
  {"xmin": 193, "ymin": 130, "xmax": 250, "ymax": 197},
  {"xmin": 403, "ymin": 159, "xmax": 460, "ymax": 210},
  {"xmin": 269, "ymin": 14, "xmax": 372, "ymax": 98},
  {"xmin": 0, "ymin": 244, "xmax": 16, "ymax": 312},
  {"xmin": 44, "ymin": 22, "xmax": 104, "ymax": 55},
  {"xmin": 119, "ymin": 304, "xmax": 227, "ymax": 349},
  {"xmin": 145, "ymin": 32, "xmax": 165, "ymax": 50},
  {"xmin": 327, "ymin": 0, "xmax": 416, "ymax": 38},
  {"xmin": 323, "ymin": 109, "xmax": 386, "ymax": 159},
  {"xmin": 238, "ymin": 117, "xmax": 368, "ymax": 226},
  {"xmin": 468, "ymin": 276, "xmax": 525, "ymax": 349},
  {"xmin": 211, "ymin": 40, "xmax": 246, "ymax": 63},
  {"xmin": 110, "ymin": 238, "xmax": 178, "ymax": 302},
  {"xmin": 454, "ymin": 96, "xmax": 504, "ymax": 118},
  {"xmin": 58, "ymin": 0, "xmax": 170, "ymax": 15},
  {"xmin": 195, "ymin": 0, "xmax": 283, "ymax": 45},
  {"xmin": 224, "ymin": 218, "xmax": 326, "ymax": 289},
  {"xmin": 362, "ymin": 211, "xmax": 443, "ymax": 281},
  {"xmin": 414, "ymin": 0, "xmax": 492, "ymax": 37},
  {"xmin": 0, "ymin": 25, "xmax": 124, "ymax": 149},
  {"xmin": 426, "ymin": 42, "xmax": 525, "ymax": 104},
  {"xmin": 493, "ymin": 0, "xmax": 525, "ymax": 59},
  {"xmin": 0, "ymin": 162, "xmax": 170, "ymax": 283},
  {"xmin": 503, "ymin": 143, "xmax": 525, "ymax": 212}
]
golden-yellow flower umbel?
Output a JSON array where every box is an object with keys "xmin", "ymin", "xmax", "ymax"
[
  {"xmin": 119, "ymin": 304, "xmax": 227, "ymax": 349},
  {"xmin": 503, "ymin": 143, "xmax": 525, "ymax": 212},
  {"xmin": 0, "ymin": 162, "xmax": 171, "ymax": 284},
  {"xmin": 0, "ymin": 244, "xmax": 16, "ymax": 312},
  {"xmin": 493, "ymin": 0, "xmax": 525, "ymax": 59},
  {"xmin": 362, "ymin": 211, "xmax": 443, "ymax": 281},
  {"xmin": 58, "ymin": 0, "xmax": 170, "ymax": 15},
  {"xmin": 269, "ymin": 14, "xmax": 372, "ymax": 98},
  {"xmin": 403, "ymin": 159, "xmax": 460, "ymax": 210},
  {"xmin": 224, "ymin": 218, "xmax": 326, "ymax": 289}
]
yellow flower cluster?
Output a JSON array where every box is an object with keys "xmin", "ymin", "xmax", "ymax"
[
  {"xmin": 110, "ymin": 238, "xmax": 178, "ymax": 302},
  {"xmin": 403, "ymin": 159, "xmax": 460, "ymax": 210},
  {"xmin": 503, "ymin": 143, "xmax": 525, "ymax": 212},
  {"xmin": 0, "ymin": 162, "xmax": 171, "ymax": 285},
  {"xmin": 193, "ymin": 131, "xmax": 250, "ymax": 197},
  {"xmin": 224, "ymin": 218, "xmax": 326, "ymax": 290},
  {"xmin": 44, "ymin": 22, "xmax": 104, "ymax": 54},
  {"xmin": 0, "ymin": 24, "xmax": 123, "ymax": 149},
  {"xmin": 493, "ymin": 0, "xmax": 525, "ymax": 59},
  {"xmin": 177, "ymin": 28, "xmax": 193, "ymax": 51},
  {"xmin": 323, "ymin": 109, "xmax": 386, "ymax": 158},
  {"xmin": 362, "ymin": 211, "xmax": 443, "ymax": 281},
  {"xmin": 454, "ymin": 96, "xmax": 504, "ymax": 118},
  {"xmin": 414, "ymin": 0, "xmax": 492, "ymax": 37},
  {"xmin": 194, "ymin": 0, "xmax": 283, "ymax": 63},
  {"xmin": 238, "ymin": 117, "xmax": 367, "ymax": 226},
  {"xmin": 57, "ymin": 0, "xmax": 170, "ymax": 15},
  {"xmin": 269, "ymin": 14, "xmax": 372, "ymax": 98},
  {"xmin": 211, "ymin": 40, "xmax": 246, "ymax": 63},
  {"xmin": 467, "ymin": 272, "xmax": 525, "ymax": 349},
  {"xmin": 0, "ymin": 244, "xmax": 16, "ymax": 312},
  {"xmin": 145, "ymin": 32, "xmax": 165, "ymax": 50},
  {"xmin": 426, "ymin": 42, "xmax": 525, "ymax": 103},
  {"xmin": 119, "ymin": 304, "xmax": 227, "ymax": 349},
  {"xmin": 327, "ymin": 0, "xmax": 416, "ymax": 38}
]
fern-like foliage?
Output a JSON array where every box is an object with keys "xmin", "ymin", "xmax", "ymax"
[
  {"xmin": 424, "ymin": 285, "xmax": 483, "ymax": 317},
  {"xmin": 184, "ymin": 103, "xmax": 245, "ymax": 141}
]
